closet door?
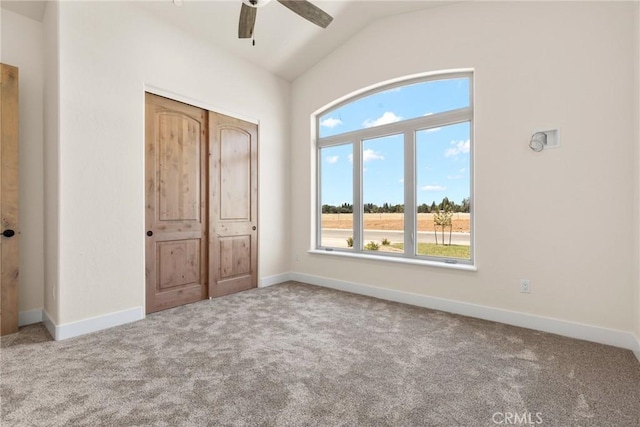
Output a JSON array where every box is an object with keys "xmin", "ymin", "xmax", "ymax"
[
  {"xmin": 0, "ymin": 64, "xmax": 19, "ymax": 336},
  {"xmin": 145, "ymin": 93, "xmax": 208, "ymax": 314},
  {"xmin": 209, "ymin": 113, "xmax": 258, "ymax": 297}
]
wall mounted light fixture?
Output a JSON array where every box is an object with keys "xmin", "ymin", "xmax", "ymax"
[
  {"xmin": 529, "ymin": 132, "xmax": 547, "ymax": 152},
  {"xmin": 529, "ymin": 129, "xmax": 560, "ymax": 152}
]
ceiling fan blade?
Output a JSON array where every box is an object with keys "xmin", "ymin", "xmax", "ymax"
[
  {"xmin": 277, "ymin": 0, "xmax": 333, "ymax": 29},
  {"xmin": 238, "ymin": 3, "xmax": 257, "ymax": 38}
]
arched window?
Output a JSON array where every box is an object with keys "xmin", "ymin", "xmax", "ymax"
[{"xmin": 316, "ymin": 71, "xmax": 473, "ymax": 265}]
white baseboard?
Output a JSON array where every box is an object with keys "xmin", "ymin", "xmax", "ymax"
[
  {"xmin": 19, "ymin": 309, "xmax": 43, "ymax": 326},
  {"xmin": 30, "ymin": 273, "xmax": 640, "ymax": 362},
  {"xmin": 42, "ymin": 309, "xmax": 56, "ymax": 339},
  {"xmin": 290, "ymin": 272, "xmax": 640, "ymax": 353},
  {"xmin": 42, "ymin": 306, "xmax": 144, "ymax": 341},
  {"xmin": 259, "ymin": 272, "xmax": 293, "ymax": 288}
]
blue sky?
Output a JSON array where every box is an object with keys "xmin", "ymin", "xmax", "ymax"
[{"xmin": 320, "ymin": 78, "xmax": 470, "ymax": 207}]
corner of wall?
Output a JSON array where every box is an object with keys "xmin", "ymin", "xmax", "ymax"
[
  {"xmin": 635, "ymin": 2, "xmax": 640, "ymax": 363},
  {"xmin": 42, "ymin": 309, "xmax": 57, "ymax": 339},
  {"xmin": 42, "ymin": 0, "xmax": 60, "ymax": 324},
  {"xmin": 633, "ymin": 1, "xmax": 640, "ymax": 363}
]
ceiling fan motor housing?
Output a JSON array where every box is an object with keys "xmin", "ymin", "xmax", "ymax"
[
  {"xmin": 244, "ymin": 0, "xmax": 272, "ymax": 8},
  {"xmin": 239, "ymin": 0, "xmax": 333, "ymax": 40}
]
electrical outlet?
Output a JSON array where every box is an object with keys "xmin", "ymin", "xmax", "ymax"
[{"xmin": 520, "ymin": 279, "xmax": 531, "ymax": 293}]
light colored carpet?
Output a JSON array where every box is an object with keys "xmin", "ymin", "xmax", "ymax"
[{"xmin": 1, "ymin": 281, "xmax": 639, "ymax": 426}]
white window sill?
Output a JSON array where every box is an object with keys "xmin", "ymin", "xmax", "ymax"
[{"xmin": 308, "ymin": 249, "xmax": 477, "ymax": 272}]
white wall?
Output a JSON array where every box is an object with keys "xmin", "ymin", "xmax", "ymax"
[
  {"xmin": 291, "ymin": 2, "xmax": 637, "ymax": 333},
  {"xmin": 43, "ymin": 0, "xmax": 60, "ymax": 324},
  {"xmin": 1, "ymin": 9, "xmax": 45, "ymax": 316},
  {"xmin": 52, "ymin": 1, "xmax": 290, "ymax": 325},
  {"xmin": 634, "ymin": 1, "xmax": 640, "ymax": 356}
]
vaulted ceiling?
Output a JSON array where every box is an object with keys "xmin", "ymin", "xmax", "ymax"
[{"xmin": 1, "ymin": 0, "xmax": 452, "ymax": 81}]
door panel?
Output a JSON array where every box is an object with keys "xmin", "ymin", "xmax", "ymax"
[
  {"xmin": 158, "ymin": 113, "xmax": 201, "ymax": 222},
  {"xmin": 145, "ymin": 93, "xmax": 207, "ymax": 314},
  {"xmin": 219, "ymin": 236, "xmax": 251, "ymax": 278},
  {"xmin": 210, "ymin": 113, "xmax": 258, "ymax": 297},
  {"xmin": 158, "ymin": 240, "xmax": 200, "ymax": 290},
  {"xmin": 0, "ymin": 63, "xmax": 19, "ymax": 336},
  {"xmin": 220, "ymin": 128, "xmax": 251, "ymax": 220}
]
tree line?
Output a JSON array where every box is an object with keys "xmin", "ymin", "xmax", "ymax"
[{"xmin": 322, "ymin": 197, "xmax": 470, "ymax": 214}]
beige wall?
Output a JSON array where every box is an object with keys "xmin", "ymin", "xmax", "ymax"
[
  {"xmin": 1, "ymin": 9, "xmax": 45, "ymax": 314},
  {"xmin": 291, "ymin": 2, "xmax": 637, "ymax": 332},
  {"xmin": 50, "ymin": 1, "xmax": 290, "ymax": 325},
  {"xmin": 634, "ymin": 1, "xmax": 640, "ymax": 349},
  {"xmin": 43, "ymin": 1, "xmax": 60, "ymax": 323}
]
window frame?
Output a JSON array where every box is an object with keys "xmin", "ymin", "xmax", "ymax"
[{"xmin": 315, "ymin": 71, "xmax": 474, "ymax": 266}]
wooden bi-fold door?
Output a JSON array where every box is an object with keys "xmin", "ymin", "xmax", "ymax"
[{"xmin": 145, "ymin": 93, "xmax": 258, "ymax": 314}]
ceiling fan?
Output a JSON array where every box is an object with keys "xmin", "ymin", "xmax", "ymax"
[{"xmin": 239, "ymin": 0, "xmax": 333, "ymax": 39}]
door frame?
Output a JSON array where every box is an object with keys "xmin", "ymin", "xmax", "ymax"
[{"xmin": 144, "ymin": 86, "xmax": 259, "ymax": 127}]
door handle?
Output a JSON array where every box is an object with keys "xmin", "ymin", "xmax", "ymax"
[
  {"xmin": 146, "ymin": 230, "xmax": 153, "ymax": 237},
  {"xmin": 2, "ymin": 229, "xmax": 15, "ymax": 238},
  {"xmin": 252, "ymin": 226, "xmax": 256, "ymax": 231}
]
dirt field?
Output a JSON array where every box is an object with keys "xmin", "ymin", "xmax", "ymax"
[{"xmin": 322, "ymin": 213, "xmax": 470, "ymax": 232}]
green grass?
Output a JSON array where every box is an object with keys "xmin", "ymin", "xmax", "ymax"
[{"xmin": 391, "ymin": 243, "xmax": 470, "ymax": 259}]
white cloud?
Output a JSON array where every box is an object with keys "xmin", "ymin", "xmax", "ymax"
[
  {"xmin": 347, "ymin": 150, "xmax": 384, "ymax": 163},
  {"xmin": 325, "ymin": 155, "xmax": 339, "ymax": 164},
  {"xmin": 320, "ymin": 117, "xmax": 342, "ymax": 128},
  {"xmin": 399, "ymin": 178, "xmax": 404, "ymax": 183},
  {"xmin": 444, "ymin": 139, "xmax": 470, "ymax": 158},
  {"xmin": 363, "ymin": 149, "xmax": 384, "ymax": 163},
  {"xmin": 420, "ymin": 185, "xmax": 446, "ymax": 192},
  {"xmin": 363, "ymin": 112, "xmax": 402, "ymax": 128}
]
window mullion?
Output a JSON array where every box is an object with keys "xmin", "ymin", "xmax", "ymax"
[
  {"xmin": 404, "ymin": 130, "xmax": 416, "ymax": 257},
  {"xmin": 353, "ymin": 139, "xmax": 363, "ymax": 252},
  {"xmin": 316, "ymin": 143, "xmax": 322, "ymax": 248},
  {"xmin": 317, "ymin": 107, "xmax": 472, "ymax": 148}
]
